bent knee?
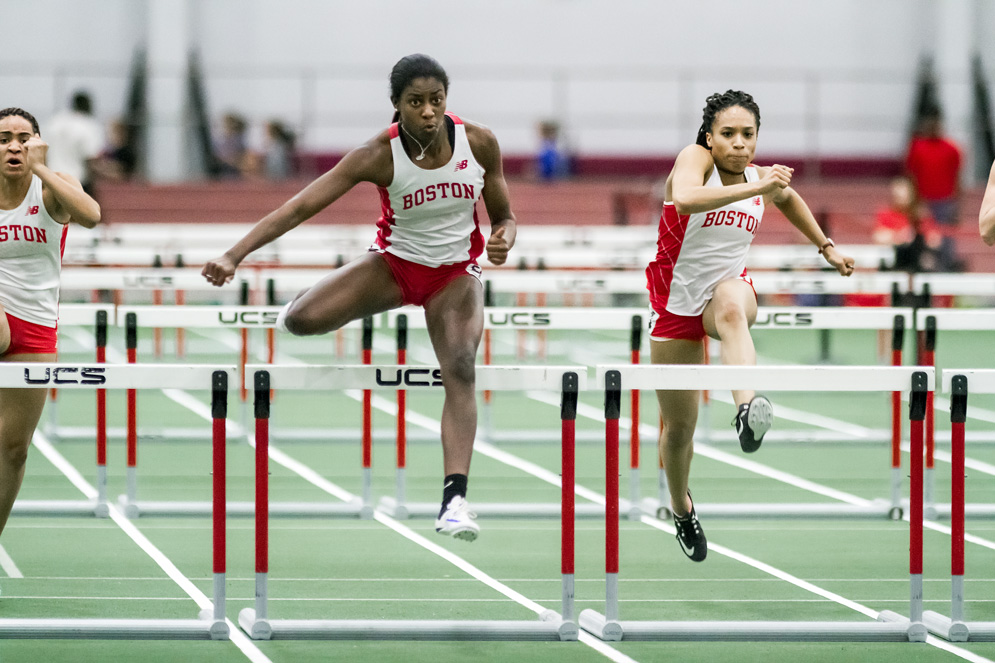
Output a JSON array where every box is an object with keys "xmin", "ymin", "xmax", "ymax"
[
  {"xmin": 284, "ymin": 305, "xmax": 338, "ymax": 336},
  {"xmin": 0, "ymin": 442, "xmax": 30, "ymax": 470},
  {"xmin": 442, "ymin": 352, "xmax": 477, "ymax": 386}
]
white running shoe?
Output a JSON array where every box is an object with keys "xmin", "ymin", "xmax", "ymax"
[{"xmin": 435, "ymin": 496, "xmax": 480, "ymax": 542}]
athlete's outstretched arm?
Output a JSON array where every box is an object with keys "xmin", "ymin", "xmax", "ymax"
[
  {"xmin": 670, "ymin": 144, "xmax": 791, "ymax": 214},
  {"xmin": 980, "ymin": 161, "xmax": 995, "ymax": 246},
  {"xmin": 202, "ymin": 136, "xmax": 392, "ymax": 286},
  {"xmin": 468, "ymin": 124, "xmax": 516, "ymax": 266},
  {"xmin": 770, "ymin": 182, "xmax": 854, "ymax": 276},
  {"xmin": 25, "ymin": 136, "xmax": 100, "ymax": 227}
]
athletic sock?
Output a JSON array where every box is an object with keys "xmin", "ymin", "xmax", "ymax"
[{"xmin": 440, "ymin": 473, "xmax": 468, "ymax": 517}]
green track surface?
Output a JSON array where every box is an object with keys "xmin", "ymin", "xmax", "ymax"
[{"xmin": 4, "ymin": 322, "xmax": 995, "ymax": 662}]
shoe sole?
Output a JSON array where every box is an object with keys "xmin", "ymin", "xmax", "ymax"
[
  {"xmin": 436, "ymin": 526, "xmax": 479, "ymax": 542},
  {"xmin": 746, "ymin": 396, "xmax": 773, "ymax": 448}
]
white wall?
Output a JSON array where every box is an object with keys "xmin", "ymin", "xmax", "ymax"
[{"xmin": 3, "ymin": 0, "xmax": 993, "ymax": 180}]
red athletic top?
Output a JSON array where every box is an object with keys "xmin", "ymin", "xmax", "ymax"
[{"xmin": 905, "ymin": 137, "xmax": 961, "ymax": 200}]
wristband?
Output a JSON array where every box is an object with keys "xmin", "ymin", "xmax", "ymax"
[{"xmin": 818, "ymin": 239, "xmax": 835, "ymax": 255}]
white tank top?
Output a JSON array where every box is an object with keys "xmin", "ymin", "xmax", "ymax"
[
  {"xmin": 372, "ymin": 113, "xmax": 486, "ymax": 266},
  {"xmin": 650, "ymin": 165, "xmax": 764, "ymax": 316},
  {"xmin": 0, "ymin": 175, "xmax": 68, "ymax": 327}
]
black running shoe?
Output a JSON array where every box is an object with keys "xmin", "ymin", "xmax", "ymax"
[
  {"xmin": 734, "ymin": 395, "xmax": 773, "ymax": 453},
  {"xmin": 673, "ymin": 493, "xmax": 707, "ymax": 562}
]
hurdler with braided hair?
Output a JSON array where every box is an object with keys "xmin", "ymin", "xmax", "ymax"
[{"xmin": 645, "ymin": 90, "xmax": 854, "ymax": 562}]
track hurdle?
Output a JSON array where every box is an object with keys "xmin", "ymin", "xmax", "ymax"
[
  {"xmin": 913, "ymin": 309, "xmax": 995, "ymax": 519},
  {"xmin": 0, "ymin": 363, "xmax": 232, "ymax": 640},
  {"xmin": 377, "ymin": 306, "xmax": 632, "ymax": 519},
  {"xmin": 239, "ymin": 365, "xmax": 581, "ymax": 641},
  {"xmin": 923, "ymin": 369, "xmax": 995, "ymax": 641},
  {"xmin": 113, "ymin": 306, "xmax": 368, "ymax": 518},
  {"xmin": 580, "ymin": 364, "xmax": 932, "ymax": 643},
  {"xmin": 17, "ymin": 304, "xmax": 114, "ymax": 518},
  {"xmin": 637, "ymin": 306, "xmax": 914, "ymax": 520}
]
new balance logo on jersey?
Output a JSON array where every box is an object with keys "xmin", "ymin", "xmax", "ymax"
[
  {"xmin": 752, "ymin": 197, "xmax": 762, "ymax": 206},
  {"xmin": 454, "ymin": 160, "xmax": 468, "ymax": 172},
  {"xmin": 25, "ymin": 206, "xmax": 39, "ymax": 216},
  {"xmin": 402, "ymin": 183, "xmax": 476, "ymax": 210}
]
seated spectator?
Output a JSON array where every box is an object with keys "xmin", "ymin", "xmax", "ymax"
[
  {"xmin": 875, "ymin": 176, "xmax": 942, "ymax": 273},
  {"xmin": 91, "ymin": 118, "xmax": 137, "ymax": 181},
  {"xmin": 845, "ymin": 177, "xmax": 942, "ymax": 307},
  {"xmin": 263, "ymin": 120, "xmax": 297, "ymax": 180},
  {"xmin": 535, "ymin": 120, "xmax": 570, "ymax": 181},
  {"xmin": 214, "ymin": 112, "xmax": 250, "ymax": 179}
]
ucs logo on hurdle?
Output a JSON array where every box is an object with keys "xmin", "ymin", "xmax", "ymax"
[
  {"xmin": 218, "ymin": 311, "xmax": 280, "ymax": 325},
  {"xmin": 752, "ymin": 311, "xmax": 814, "ymax": 327},
  {"xmin": 375, "ymin": 368, "xmax": 443, "ymax": 387},
  {"xmin": 24, "ymin": 367, "xmax": 107, "ymax": 385},
  {"xmin": 487, "ymin": 312, "xmax": 551, "ymax": 327}
]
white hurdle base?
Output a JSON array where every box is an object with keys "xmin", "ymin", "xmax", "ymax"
[
  {"xmin": 0, "ymin": 613, "xmax": 228, "ymax": 640},
  {"xmin": 639, "ymin": 497, "xmax": 898, "ymax": 520},
  {"xmin": 579, "ymin": 610, "xmax": 920, "ymax": 642},
  {"xmin": 117, "ymin": 496, "xmax": 371, "ymax": 519},
  {"xmin": 238, "ymin": 608, "xmax": 577, "ymax": 641},
  {"xmin": 13, "ymin": 500, "xmax": 108, "ymax": 518},
  {"xmin": 922, "ymin": 611, "xmax": 972, "ymax": 642},
  {"xmin": 378, "ymin": 496, "xmax": 610, "ymax": 520}
]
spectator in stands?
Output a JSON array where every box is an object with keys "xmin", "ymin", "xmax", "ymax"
[
  {"xmin": 0, "ymin": 107, "xmax": 100, "ymax": 541},
  {"xmin": 981, "ymin": 160, "xmax": 995, "ymax": 246},
  {"xmin": 262, "ymin": 120, "xmax": 297, "ymax": 180},
  {"xmin": 202, "ymin": 54, "xmax": 516, "ymax": 543},
  {"xmin": 875, "ymin": 176, "xmax": 942, "ymax": 273},
  {"xmin": 535, "ymin": 120, "xmax": 570, "ymax": 181},
  {"xmin": 905, "ymin": 107, "xmax": 963, "ymax": 271},
  {"xmin": 647, "ymin": 90, "xmax": 853, "ymax": 563},
  {"xmin": 45, "ymin": 90, "xmax": 104, "ymax": 196},
  {"xmin": 90, "ymin": 118, "xmax": 136, "ymax": 181},
  {"xmin": 214, "ymin": 112, "xmax": 250, "ymax": 179}
]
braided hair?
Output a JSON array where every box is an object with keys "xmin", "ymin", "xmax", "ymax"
[
  {"xmin": 0, "ymin": 107, "xmax": 40, "ymax": 135},
  {"xmin": 695, "ymin": 90, "xmax": 760, "ymax": 149},
  {"xmin": 389, "ymin": 54, "xmax": 449, "ymax": 123}
]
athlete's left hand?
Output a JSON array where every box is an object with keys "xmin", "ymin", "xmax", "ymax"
[
  {"xmin": 23, "ymin": 135, "xmax": 49, "ymax": 173},
  {"xmin": 824, "ymin": 246, "xmax": 855, "ymax": 277},
  {"xmin": 486, "ymin": 227, "xmax": 511, "ymax": 266}
]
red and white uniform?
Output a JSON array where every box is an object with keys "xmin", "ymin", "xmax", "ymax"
[
  {"xmin": 373, "ymin": 113, "xmax": 486, "ymax": 267},
  {"xmin": 0, "ymin": 175, "xmax": 68, "ymax": 327},
  {"xmin": 647, "ymin": 165, "xmax": 763, "ymax": 319}
]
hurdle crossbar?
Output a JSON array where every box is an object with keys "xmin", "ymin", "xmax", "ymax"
[
  {"xmin": 1, "ymin": 364, "xmax": 231, "ymax": 640},
  {"xmin": 923, "ymin": 369, "xmax": 995, "ymax": 642},
  {"xmin": 580, "ymin": 364, "xmax": 931, "ymax": 643},
  {"xmin": 239, "ymin": 365, "xmax": 581, "ymax": 641}
]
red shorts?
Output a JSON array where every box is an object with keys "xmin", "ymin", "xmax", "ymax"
[
  {"xmin": 647, "ymin": 271, "xmax": 756, "ymax": 342},
  {"xmin": 5, "ymin": 313, "xmax": 57, "ymax": 356},
  {"xmin": 376, "ymin": 251, "xmax": 482, "ymax": 307}
]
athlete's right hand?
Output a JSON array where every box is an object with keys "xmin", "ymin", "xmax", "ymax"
[
  {"xmin": 202, "ymin": 255, "xmax": 237, "ymax": 286},
  {"xmin": 757, "ymin": 164, "xmax": 793, "ymax": 196}
]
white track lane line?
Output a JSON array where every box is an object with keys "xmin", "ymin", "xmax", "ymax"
[
  {"xmin": 0, "ymin": 543, "xmax": 23, "ymax": 578},
  {"xmin": 30, "ymin": 430, "xmax": 271, "ymax": 663}
]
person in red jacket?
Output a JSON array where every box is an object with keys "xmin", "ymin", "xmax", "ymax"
[{"xmin": 905, "ymin": 108, "xmax": 963, "ymax": 271}]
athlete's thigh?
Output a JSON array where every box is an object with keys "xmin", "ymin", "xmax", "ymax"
[
  {"xmin": 423, "ymin": 275, "xmax": 484, "ymax": 364},
  {"xmin": 649, "ymin": 338, "xmax": 704, "ymax": 427},
  {"xmin": 293, "ymin": 253, "xmax": 404, "ymax": 331},
  {"xmin": 0, "ymin": 353, "xmax": 55, "ymax": 445},
  {"xmin": 701, "ymin": 278, "xmax": 758, "ymax": 340}
]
